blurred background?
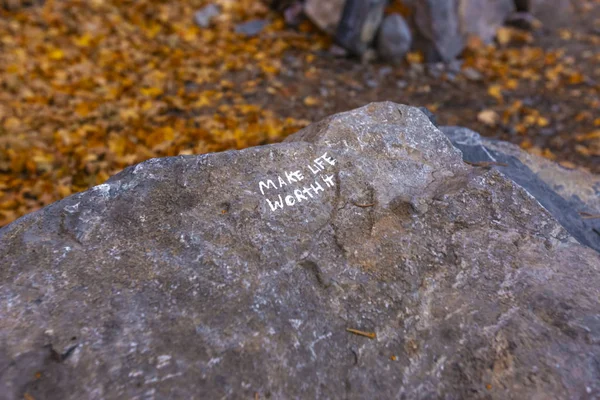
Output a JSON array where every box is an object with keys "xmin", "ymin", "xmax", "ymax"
[{"xmin": 0, "ymin": 0, "xmax": 598, "ymax": 226}]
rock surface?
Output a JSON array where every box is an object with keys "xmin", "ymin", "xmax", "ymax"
[
  {"xmin": 376, "ymin": 13, "xmax": 413, "ymax": 63},
  {"xmin": 413, "ymin": 0, "xmax": 515, "ymax": 61},
  {"xmin": 1, "ymin": 103, "xmax": 600, "ymax": 399},
  {"xmin": 442, "ymin": 126, "xmax": 600, "ymax": 253},
  {"xmin": 505, "ymin": 11, "xmax": 541, "ymax": 31},
  {"xmin": 458, "ymin": 0, "xmax": 515, "ymax": 44},
  {"xmin": 304, "ymin": 0, "xmax": 346, "ymax": 35},
  {"xmin": 335, "ymin": 0, "xmax": 387, "ymax": 56},
  {"xmin": 413, "ymin": 0, "xmax": 465, "ymax": 62}
]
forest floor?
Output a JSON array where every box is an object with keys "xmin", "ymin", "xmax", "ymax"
[{"xmin": 0, "ymin": 0, "xmax": 599, "ymax": 226}]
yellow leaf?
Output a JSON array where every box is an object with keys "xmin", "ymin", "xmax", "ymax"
[
  {"xmin": 6, "ymin": 64, "xmax": 19, "ymax": 74},
  {"xmin": 505, "ymin": 79, "xmax": 519, "ymax": 90},
  {"xmin": 524, "ymin": 114, "xmax": 537, "ymax": 126},
  {"xmin": 48, "ymin": 49, "xmax": 64, "ymax": 60},
  {"xmin": 559, "ymin": 160, "xmax": 576, "ymax": 169},
  {"xmin": 576, "ymin": 130, "xmax": 600, "ymax": 141},
  {"xmin": 3, "ymin": 117, "xmax": 20, "ymax": 130},
  {"xmin": 119, "ymin": 108, "xmax": 139, "ymax": 121},
  {"xmin": 140, "ymin": 87, "xmax": 163, "ymax": 97},
  {"xmin": 74, "ymin": 33, "xmax": 93, "ymax": 47},
  {"xmin": 57, "ymin": 185, "xmax": 72, "ymax": 198},
  {"xmin": 559, "ymin": 29, "xmax": 572, "ymax": 40},
  {"xmin": 496, "ymin": 27, "xmax": 512, "ymax": 46},
  {"xmin": 108, "ymin": 135, "xmax": 127, "ymax": 156},
  {"xmin": 406, "ymin": 51, "xmax": 423, "ymax": 64},
  {"xmin": 182, "ymin": 27, "xmax": 198, "ymax": 42},
  {"xmin": 144, "ymin": 23, "xmax": 162, "ymax": 39},
  {"xmin": 575, "ymin": 145, "xmax": 591, "ymax": 157},
  {"xmin": 303, "ymin": 96, "xmax": 319, "ymax": 107},
  {"xmin": 568, "ymin": 72, "xmax": 584, "ymax": 85},
  {"xmin": 261, "ymin": 63, "xmax": 279, "ymax": 76},
  {"xmin": 520, "ymin": 139, "xmax": 533, "ymax": 149},
  {"xmin": 537, "ymin": 116, "xmax": 549, "ymax": 127},
  {"xmin": 487, "ymin": 85, "xmax": 503, "ymax": 103},
  {"xmin": 75, "ymin": 102, "xmax": 96, "ymax": 117},
  {"xmin": 32, "ymin": 153, "xmax": 54, "ymax": 172},
  {"xmin": 97, "ymin": 170, "xmax": 110, "ymax": 183}
]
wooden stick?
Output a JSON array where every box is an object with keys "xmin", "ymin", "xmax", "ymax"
[
  {"xmin": 579, "ymin": 212, "xmax": 600, "ymax": 219},
  {"xmin": 352, "ymin": 202, "xmax": 376, "ymax": 208},
  {"xmin": 465, "ymin": 160, "xmax": 508, "ymax": 167},
  {"xmin": 346, "ymin": 328, "xmax": 376, "ymax": 339}
]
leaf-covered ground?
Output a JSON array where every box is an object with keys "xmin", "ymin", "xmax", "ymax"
[{"xmin": 0, "ymin": 0, "xmax": 599, "ymax": 226}]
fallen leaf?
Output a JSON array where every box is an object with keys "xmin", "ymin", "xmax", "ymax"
[
  {"xmin": 487, "ymin": 85, "xmax": 503, "ymax": 103},
  {"xmin": 478, "ymin": 109, "xmax": 500, "ymax": 126},
  {"xmin": 303, "ymin": 96, "xmax": 320, "ymax": 107}
]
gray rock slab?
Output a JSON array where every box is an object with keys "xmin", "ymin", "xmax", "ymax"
[
  {"xmin": 1, "ymin": 103, "xmax": 599, "ymax": 399},
  {"xmin": 442, "ymin": 125, "xmax": 600, "ymax": 254}
]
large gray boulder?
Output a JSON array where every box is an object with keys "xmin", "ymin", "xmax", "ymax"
[{"xmin": 1, "ymin": 103, "xmax": 599, "ymax": 399}]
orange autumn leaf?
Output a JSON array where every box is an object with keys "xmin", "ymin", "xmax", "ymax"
[{"xmin": 487, "ymin": 85, "xmax": 503, "ymax": 103}]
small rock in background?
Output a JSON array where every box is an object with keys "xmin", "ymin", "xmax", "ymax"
[
  {"xmin": 462, "ymin": 66, "xmax": 483, "ymax": 81},
  {"xmin": 411, "ymin": 0, "xmax": 517, "ymax": 62},
  {"xmin": 409, "ymin": 62, "xmax": 425, "ymax": 75},
  {"xmin": 477, "ymin": 109, "xmax": 500, "ymax": 126},
  {"xmin": 376, "ymin": 13, "xmax": 413, "ymax": 64},
  {"xmin": 447, "ymin": 58, "xmax": 464, "ymax": 73},
  {"xmin": 418, "ymin": 106, "xmax": 438, "ymax": 126},
  {"xmin": 505, "ymin": 11, "xmax": 542, "ymax": 30},
  {"xmin": 427, "ymin": 62, "xmax": 445, "ymax": 79},
  {"xmin": 304, "ymin": 0, "xmax": 346, "ymax": 35},
  {"xmin": 328, "ymin": 44, "xmax": 349, "ymax": 57},
  {"xmin": 234, "ymin": 19, "xmax": 269, "ymax": 37},
  {"xmin": 194, "ymin": 4, "xmax": 220, "ymax": 28},
  {"xmin": 414, "ymin": 0, "xmax": 465, "ymax": 62},
  {"xmin": 336, "ymin": 0, "xmax": 388, "ymax": 56},
  {"xmin": 283, "ymin": 1, "xmax": 304, "ymax": 26},
  {"xmin": 459, "ymin": 0, "xmax": 515, "ymax": 44},
  {"xmin": 378, "ymin": 66, "xmax": 393, "ymax": 78},
  {"xmin": 365, "ymin": 77, "xmax": 378, "ymax": 88},
  {"xmin": 360, "ymin": 48, "xmax": 378, "ymax": 64},
  {"xmin": 303, "ymin": 0, "xmax": 390, "ymax": 57}
]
